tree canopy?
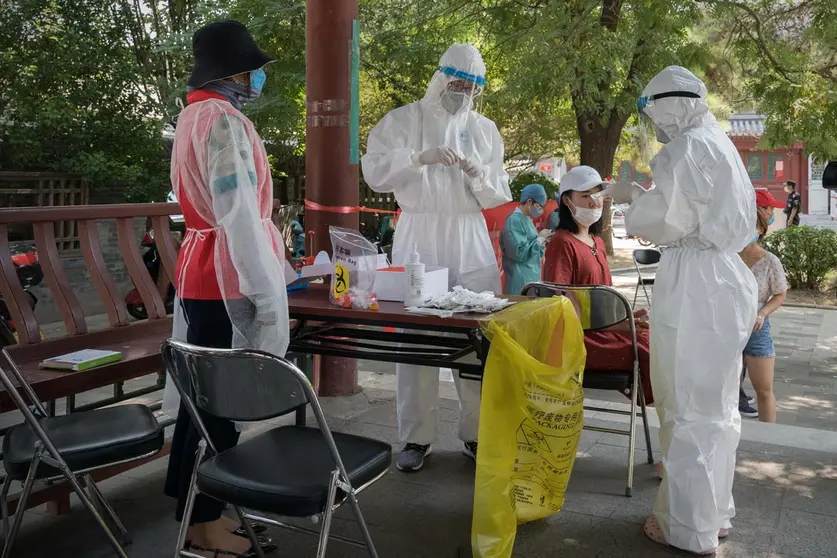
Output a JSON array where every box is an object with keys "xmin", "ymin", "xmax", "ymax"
[{"xmin": 1, "ymin": 0, "xmax": 835, "ymax": 206}]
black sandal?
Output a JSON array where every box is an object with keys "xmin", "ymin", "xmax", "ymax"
[
  {"xmin": 185, "ymin": 537, "xmax": 277, "ymax": 557},
  {"xmin": 185, "ymin": 541, "xmax": 276, "ymax": 558},
  {"xmin": 233, "ymin": 520, "xmax": 268, "ymax": 537}
]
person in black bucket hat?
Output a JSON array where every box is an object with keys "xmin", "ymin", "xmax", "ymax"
[
  {"xmin": 185, "ymin": 20, "xmax": 276, "ymax": 109},
  {"xmin": 163, "ymin": 20, "xmax": 286, "ymax": 558}
]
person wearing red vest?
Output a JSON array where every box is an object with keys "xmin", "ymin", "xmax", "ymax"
[{"xmin": 163, "ymin": 21, "xmax": 288, "ymax": 557}]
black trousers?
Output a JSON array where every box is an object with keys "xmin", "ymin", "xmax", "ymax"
[{"xmin": 163, "ymin": 299, "xmax": 241, "ymax": 524}]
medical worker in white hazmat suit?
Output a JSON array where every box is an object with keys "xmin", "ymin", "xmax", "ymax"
[
  {"xmin": 361, "ymin": 44, "xmax": 511, "ymax": 472},
  {"xmin": 607, "ymin": 66, "xmax": 758, "ymax": 555}
]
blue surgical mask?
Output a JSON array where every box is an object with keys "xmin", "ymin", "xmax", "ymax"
[
  {"xmin": 751, "ymin": 234, "xmax": 760, "ymax": 245},
  {"xmin": 251, "ymin": 69, "xmax": 266, "ymax": 94},
  {"xmin": 767, "ymin": 213, "xmax": 775, "ymax": 226},
  {"xmin": 529, "ymin": 204, "xmax": 544, "ymax": 219},
  {"xmin": 200, "ymin": 70, "xmax": 266, "ymax": 110}
]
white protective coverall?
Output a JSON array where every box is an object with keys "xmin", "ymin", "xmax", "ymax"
[
  {"xmin": 624, "ymin": 66, "xmax": 758, "ymax": 553},
  {"xmin": 361, "ymin": 44, "xmax": 511, "ymax": 445}
]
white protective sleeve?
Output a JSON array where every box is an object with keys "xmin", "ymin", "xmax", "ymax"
[
  {"xmin": 361, "ymin": 112, "xmax": 423, "ymax": 194},
  {"xmin": 624, "ymin": 144, "xmax": 705, "ymax": 246},
  {"xmin": 206, "ymin": 112, "xmax": 290, "ymax": 359},
  {"xmin": 464, "ymin": 121, "xmax": 511, "ymax": 209}
]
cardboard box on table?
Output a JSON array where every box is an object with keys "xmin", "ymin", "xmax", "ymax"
[
  {"xmin": 375, "ymin": 266, "xmax": 449, "ymax": 303},
  {"xmin": 284, "ymin": 251, "xmax": 450, "ymax": 303}
]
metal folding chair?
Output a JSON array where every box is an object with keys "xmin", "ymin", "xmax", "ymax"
[
  {"xmin": 521, "ymin": 283, "xmax": 654, "ymax": 496},
  {"xmin": 0, "ymin": 349, "xmax": 164, "ymax": 558},
  {"xmin": 632, "ymin": 248, "xmax": 660, "ymax": 308},
  {"xmin": 161, "ymin": 339, "xmax": 391, "ymax": 558}
]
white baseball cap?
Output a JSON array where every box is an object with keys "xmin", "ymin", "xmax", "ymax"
[{"xmin": 558, "ymin": 165, "xmax": 604, "ymax": 198}]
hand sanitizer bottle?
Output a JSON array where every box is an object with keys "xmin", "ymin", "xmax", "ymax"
[{"xmin": 405, "ymin": 244, "xmax": 425, "ymax": 307}]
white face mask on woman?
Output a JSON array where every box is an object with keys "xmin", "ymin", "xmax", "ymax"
[{"xmin": 569, "ymin": 201, "xmax": 603, "ymax": 228}]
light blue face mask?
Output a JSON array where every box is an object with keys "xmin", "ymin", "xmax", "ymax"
[
  {"xmin": 250, "ymin": 69, "xmax": 266, "ymax": 94},
  {"xmin": 767, "ymin": 213, "xmax": 775, "ymax": 226},
  {"xmin": 201, "ymin": 69, "xmax": 267, "ymax": 110},
  {"xmin": 529, "ymin": 203, "xmax": 544, "ymax": 219},
  {"xmin": 751, "ymin": 234, "xmax": 760, "ymax": 245}
]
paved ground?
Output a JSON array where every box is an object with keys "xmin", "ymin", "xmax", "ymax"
[
  {"xmin": 609, "ymin": 267, "xmax": 837, "ymax": 432},
  {"xmin": 8, "ymin": 260, "xmax": 837, "ymax": 556},
  {"xmin": 12, "ymin": 378, "xmax": 837, "ymax": 558}
]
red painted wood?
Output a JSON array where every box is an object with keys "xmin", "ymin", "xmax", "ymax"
[
  {"xmin": 78, "ymin": 220, "xmax": 129, "ymax": 328},
  {"xmin": 0, "ymin": 225, "xmax": 40, "ymax": 344},
  {"xmin": 33, "ymin": 222, "xmax": 87, "ymax": 335}
]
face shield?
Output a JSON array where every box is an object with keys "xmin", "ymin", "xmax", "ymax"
[
  {"xmin": 634, "ymin": 91, "xmax": 702, "ymax": 165},
  {"xmin": 440, "ymin": 71, "xmax": 484, "ymax": 115},
  {"xmin": 422, "ymin": 44, "xmax": 486, "ymax": 118}
]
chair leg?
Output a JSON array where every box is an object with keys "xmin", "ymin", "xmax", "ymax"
[
  {"xmin": 175, "ymin": 440, "xmax": 207, "ymax": 558},
  {"xmin": 346, "ymin": 490, "xmax": 378, "ymax": 558},
  {"xmin": 85, "ymin": 474, "xmax": 131, "ymax": 545},
  {"xmin": 44, "ymin": 455, "xmax": 129, "ymax": 558},
  {"xmin": 638, "ymin": 384, "xmax": 654, "ymax": 465},
  {"xmin": 0, "ymin": 475, "xmax": 11, "ymax": 538},
  {"xmin": 315, "ymin": 469, "xmax": 340, "ymax": 558},
  {"xmin": 642, "ymin": 283, "xmax": 652, "ymax": 308},
  {"xmin": 232, "ymin": 506, "xmax": 265, "ymax": 558},
  {"xmin": 625, "ymin": 363, "xmax": 640, "ymax": 498},
  {"xmin": 633, "ymin": 281, "xmax": 640, "ymax": 308},
  {"xmin": 1, "ymin": 452, "xmax": 39, "ymax": 558}
]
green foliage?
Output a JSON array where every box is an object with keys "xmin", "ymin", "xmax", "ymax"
[
  {"xmin": 708, "ymin": 0, "xmax": 837, "ymax": 160},
  {"xmin": 762, "ymin": 226, "xmax": 837, "ymax": 290},
  {"xmin": 509, "ymin": 172, "xmax": 559, "ymax": 203},
  {"xmin": 0, "ymin": 0, "xmax": 170, "ymax": 200},
  {"xmin": 0, "ymin": 0, "xmax": 306, "ymax": 202}
]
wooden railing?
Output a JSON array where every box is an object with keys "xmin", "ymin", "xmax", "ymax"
[{"xmin": 0, "ymin": 203, "xmax": 181, "ymax": 345}]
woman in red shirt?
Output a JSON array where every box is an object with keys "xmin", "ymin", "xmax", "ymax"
[
  {"xmin": 543, "ymin": 166, "xmax": 653, "ymax": 406},
  {"xmin": 163, "ymin": 21, "xmax": 287, "ymax": 558}
]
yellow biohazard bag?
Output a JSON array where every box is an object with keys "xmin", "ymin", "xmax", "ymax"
[{"xmin": 472, "ymin": 297, "xmax": 586, "ymax": 558}]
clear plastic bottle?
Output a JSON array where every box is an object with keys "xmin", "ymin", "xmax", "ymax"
[{"xmin": 405, "ymin": 244, "xmax": 425, "ymax": 307}]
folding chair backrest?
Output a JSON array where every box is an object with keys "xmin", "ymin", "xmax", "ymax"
[
  {"xmin": 521, "ymin": 282, "xmax": 633, "ymax": 332},
  {"xmin": 161, "ymin": 339, "xmax": 310, "ymax": 422},
  {"xmin": 634, "ymin": 248, "xmax": 661, "ymax": 266}
]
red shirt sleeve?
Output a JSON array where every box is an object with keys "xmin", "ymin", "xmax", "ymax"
[{"xmin": 543, "ymin": 232, "xmax": 577, "ymax": 285}]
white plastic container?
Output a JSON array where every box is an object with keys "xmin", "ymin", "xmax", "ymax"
[
  {"xmin": 375, "ymin": 266, "xmax": 448, "ymax": 302},
  {"xmin": 404, "ymin": 244, "xmax": 426, "ymax": 307}
]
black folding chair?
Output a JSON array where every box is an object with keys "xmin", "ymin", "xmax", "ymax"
[
  {"xmin": 632, "ymin": 248, "xmax": 660, "ymax": 308},
  {"xmin": 521, "ymin": 283, "xmax": 654, "ymax": 497},
  {"xmin": 0, "ymin": 349, "xmax": 164, "ymax": 558},
  {"xmin": 161, "ymin": 339, "xmax": 391, "ymax": 558}
]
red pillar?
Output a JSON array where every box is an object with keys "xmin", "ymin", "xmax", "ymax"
[{"xmin": 306, "ymin": 0, "xmax": 360, "ymax": 396}]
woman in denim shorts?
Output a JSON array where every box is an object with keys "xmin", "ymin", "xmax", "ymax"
[{"xmin": 739, "ymin": 193, "xmax": 788, "ymax": 422}]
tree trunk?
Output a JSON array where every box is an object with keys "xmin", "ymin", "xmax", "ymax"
[{"xmin": 576, "ymin": 111, "xmax": 628, "ymax": 256}]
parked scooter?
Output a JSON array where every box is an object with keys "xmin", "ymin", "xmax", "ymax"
[
  {"xmin": 0, "ymin": 245, "xmax": 43, "ymax": 346},
  {"xmin": 124, "ymin": 192, "xmax": 182, "ymax": 320},
  {"xmin": 124, "ymin": 230, "xmax": 176, "ymax": 320}
]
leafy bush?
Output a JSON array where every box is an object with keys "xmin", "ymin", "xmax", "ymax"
[
  {"xmin": 762, "ymin": 226, "xmax": 837, "ymax": 290},
  {"xmin": 509, "ymin": 172, "xmax": 560, "ymax": 203}
]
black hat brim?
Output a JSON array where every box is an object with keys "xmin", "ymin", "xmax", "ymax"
[{"xmin": 187, "ymin": 49, "xmax": 275, "ymax": 89}]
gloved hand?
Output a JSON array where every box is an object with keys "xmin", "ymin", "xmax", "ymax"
[
  {"xmin": 605, "ymin": 180, "xmax": 646, "ymax": 204},
  {"xmin": 412, "ymin": 146, "xmax": 461, "ymax": 167},
  {"xmin": 537, "ymin": 229, "xmax": 553, "ymax": 246},
  {"xmin": 460, "ymin": 157, "xmax": 485, "ymax": 179}
]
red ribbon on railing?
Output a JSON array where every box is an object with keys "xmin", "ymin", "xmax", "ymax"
[{"xmin": 304, "ymin": 199, "xmax": 398, "ymax": 215}]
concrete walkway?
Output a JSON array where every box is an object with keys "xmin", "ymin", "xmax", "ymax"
[
  {"xmin": 610, "ymin": 267, "xmax": 837, "ymax": 431},
  {"xmin": 12, "ymin": 261, "xmax": 837, "ymax": 557},
  {"xmin": 13, "ymin": 374, "xmax": 837, "ymax": 558}
]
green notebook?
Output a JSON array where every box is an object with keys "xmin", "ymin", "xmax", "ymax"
[{"xmin": 40, "ymin": 349, "xmax": 123, "ymax": 372}]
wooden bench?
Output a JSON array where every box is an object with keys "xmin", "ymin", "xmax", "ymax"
[{"xmin": 0, "ymin": 202, "xmax": 183, "ymax": 515}]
